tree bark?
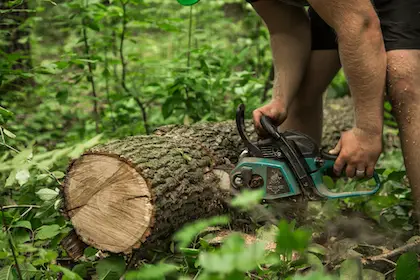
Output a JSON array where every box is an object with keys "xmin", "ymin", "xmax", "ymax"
[{"xmin": 61, "ymin": 96, "xmax": 400, "ymax": 259}]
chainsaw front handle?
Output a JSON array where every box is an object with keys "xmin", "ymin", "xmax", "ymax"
[{"xmin": 315, "ymin": 160, "xmax": 382, "ymax": 199}]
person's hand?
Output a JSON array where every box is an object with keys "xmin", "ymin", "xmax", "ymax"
[
  {"xmin": 328, "ymin": 127, "xmax": 382, "ymax": 178},
  {"xmin": 252, "ymin": 99, "xmax": 287, "ymax": 137}
]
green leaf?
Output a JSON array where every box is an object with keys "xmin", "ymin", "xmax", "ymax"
[
  {"xmin": 173, "ymin": 215, "xmax": 230, "ymax": 248},
  {"xmin": 162, "ymin": 97, "xmax": 175, "ymax": 119},
  {"xmin": 0, "ymin": 106, "xmax": 13, "ymax": 118},
  {"xmin": 15, "ymin": 169, "xmax": 30, "ymax": 186},
  {"xmin": 0, "ymin": 265, "xmax": 14, "ymax": 280},
  {"xmin": 36, "ymin": 188, "xmax": 59, "ymax": 201},
  {"xmin": 20, "ymin": 263, "xmax": 38, "ymax": 279},
  {"xmin": 36, "ymin": 174, "xmax": 49, "ymax": 181},
  {"xmin": 125, "ymin": 263, "xmax": 179, "ymax": 280},
  {"xmin": 35, "ymin": 224, "xmax": 61, "ymax": 240},
  {"xmin": 72, "ymin": 264, "xmax": 89, "ymax": 278},
  {"xmin": 50, "ymin": 264, "xmax": 83, "ymax": 280},
  {"xmin": 11, "ymin": 220, "xmax": 32, "ymax": 230},
  {"xmin": 85, "ymin": 19, "xmax": 100, "ymax": 32},
  {"xmin": 96, "ymin": 255, "xmax": 126, "ymax": 280},
  {"xmin": 3, "ymin": 128, "xmax": 16, "ymax": 139},
  {"xmin": 322, "ymin": 176, "xmax": 335, "ymax": 189},
  {"xmin": 5, "ymin": 169, "xmax": 17, "ymax": 187},
  {"xmin": 84, "ymin": 247, "xmax": 98, "ymax": 258},
  {"xmin": 56, "ymin": 90, "xmax": 69, "ymax": 103},
  {"xmin": 32, "ymin": 249, "xmax": 58, "ymax": 266},
  {"xmin": 339, "ymin": 258, "xmax": 363, "ymax": 280},
  {"xmin": 395, "ymin": 252, "xmax": 420, "ymax": 280},
  {"xmin": 198, "ymin": 251, "xmax": 235, "ymax": 274},
  {"xmin": 55, "ymin": 61, "xmax": 69, "ymax": 69},
  {"xmin": 308, "ymin": 243, "xmax": 327, "ymax": 256},
  {"xmin": 230, "ymin": 189, "xmax": 264, "ymax": 210},
  {"xmin": 306, "ymin": 253, "xmax": 324, "ymax": 272},
  {"xmin": 387, "ymin": 171, "xmax": 406, "ymax": 182},
  {"xmin": 384, "ymin": 101, "xmax": 392, "ymax": 112},
  {"xmin": 276, "ymin": 220, "xmax": 311, "ymax": 258}
]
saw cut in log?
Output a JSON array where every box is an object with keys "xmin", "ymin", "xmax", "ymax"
[{"xmin": 62, "ymin": 96, "xmax": 400, "ymax": 258}]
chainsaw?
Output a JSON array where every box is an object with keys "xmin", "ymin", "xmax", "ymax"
[{"xmin": 229, "ymin": 104, "xmax": 382, "ymax": 201}]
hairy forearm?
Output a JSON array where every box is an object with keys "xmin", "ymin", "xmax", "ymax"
[
  {"xmin": 337, "ymin": 18, "xmax": 386, "ymax": 135},
  {"xmin": 252, "ymin": 1, "xmax": 311, "ymax": 109}
]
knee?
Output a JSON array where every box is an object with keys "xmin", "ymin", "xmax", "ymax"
[
  {"xmin": 388, "ymin": 67, "xmax": 417, "ymax": 110},
  {"xmin": 387, "ymin": 67, "xmax": 420, "ymax": 133}
]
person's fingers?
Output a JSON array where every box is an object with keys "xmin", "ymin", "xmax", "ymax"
[
  {"xmin": 252, "ymin": 109, "xmax": 264, "ymax": 136},
  {"xmin": 329, "ymin": 138, "xmax": 342, "ymax": 155},
  {"xmin": 333, "ymin": 154, "xmax": 346, "ymax": 176},
  {"xmin": 355, "ymin": 163, "xmax": 366, "ymax": 179},
  {"xmin": 345, "ymin": 164, "xmax": 356, "ymax": 178},
  {"xmin": 366, "ymin": 165, "xmax": 375, "ymax": 178}
]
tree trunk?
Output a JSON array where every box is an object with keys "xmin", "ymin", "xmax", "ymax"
[{"xmin": 61, "ymin": 96, "xmax": 400, "ymax": 259}]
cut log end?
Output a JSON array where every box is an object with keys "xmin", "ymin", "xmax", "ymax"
[{"xmin": 63, "ymin": 154, "xmax": 154, "ymax": 254}]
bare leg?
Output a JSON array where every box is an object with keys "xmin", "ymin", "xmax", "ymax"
[
  {"xmin": 251, "ymin": 1, "xmax": 312, "ymax": 134},
  {"xmin": 387, "ymin": 50, "xmax": 420, "ymax": 220},
  {"xmin": 280, "ymin": 50, "xmax": 341, "ymax": 145}
]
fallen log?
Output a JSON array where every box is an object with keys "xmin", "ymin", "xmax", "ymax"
[
  {"xmin": 63, "ymin": 135, "xmax": 235, "ymax": 255},
  {"xmin": 61, "ymin": 97, "xmax": 401, "ymax": 259}
]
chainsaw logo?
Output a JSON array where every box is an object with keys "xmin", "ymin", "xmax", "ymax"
[{"xmin": 266, "ymin": 168, "xmax": 289, "ymax": 195}]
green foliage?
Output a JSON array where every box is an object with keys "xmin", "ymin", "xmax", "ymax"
[
  {"xmin": 125, "ymin": 263, "xmax": 179, "ymax": 279},
  {"xmin": 173, "ymin": 215, "xmax": 230, "ymax": 248},
  {"xmin": 230, "ymin": 189, "xmax": 264, "ymax": 211},
  {"xmin": 0, "ymin": 0, "xmax": 418, "ymax": 279},
  {"xmin": 96, "ymin": 255, "xmax": 126, "ymax": 280},
  {"xmin": 395, "ymin": 252, "xmax": 420, "ymax": 280}
]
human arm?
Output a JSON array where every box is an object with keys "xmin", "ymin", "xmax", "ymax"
[
  {"xmin": 308, "ymin": 0, "xmax": 387, "ymax": 177},
  {"xmin": 250, "ymin": 0, "xmax": 312, "ymax": 135}
]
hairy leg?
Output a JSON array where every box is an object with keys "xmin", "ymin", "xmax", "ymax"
[
  {"xmin": 280, "ymin": 50, "xmax": 341, "ymax": 145},
  {"xmin": 387, "ymin": 50, "xmax": 420, "ymax": 219}
]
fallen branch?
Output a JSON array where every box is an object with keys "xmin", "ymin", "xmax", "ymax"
[{"xmin": 364, "ymin": 238, "xmax": 420, "ymax": 263}]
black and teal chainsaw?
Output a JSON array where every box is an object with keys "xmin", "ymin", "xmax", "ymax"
[{"xmin": 230, "ymin": 104, "xmax": 382, "ymax": 201}]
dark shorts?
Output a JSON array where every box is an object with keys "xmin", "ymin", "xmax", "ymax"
[{"xmin": 310, "ymin": 0, "xmax": 420, "ymax": 51}]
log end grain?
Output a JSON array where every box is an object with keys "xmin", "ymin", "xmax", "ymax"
[{"xmin": 63, "ymin": 154, "xmax": 154, "ymax": 254}]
